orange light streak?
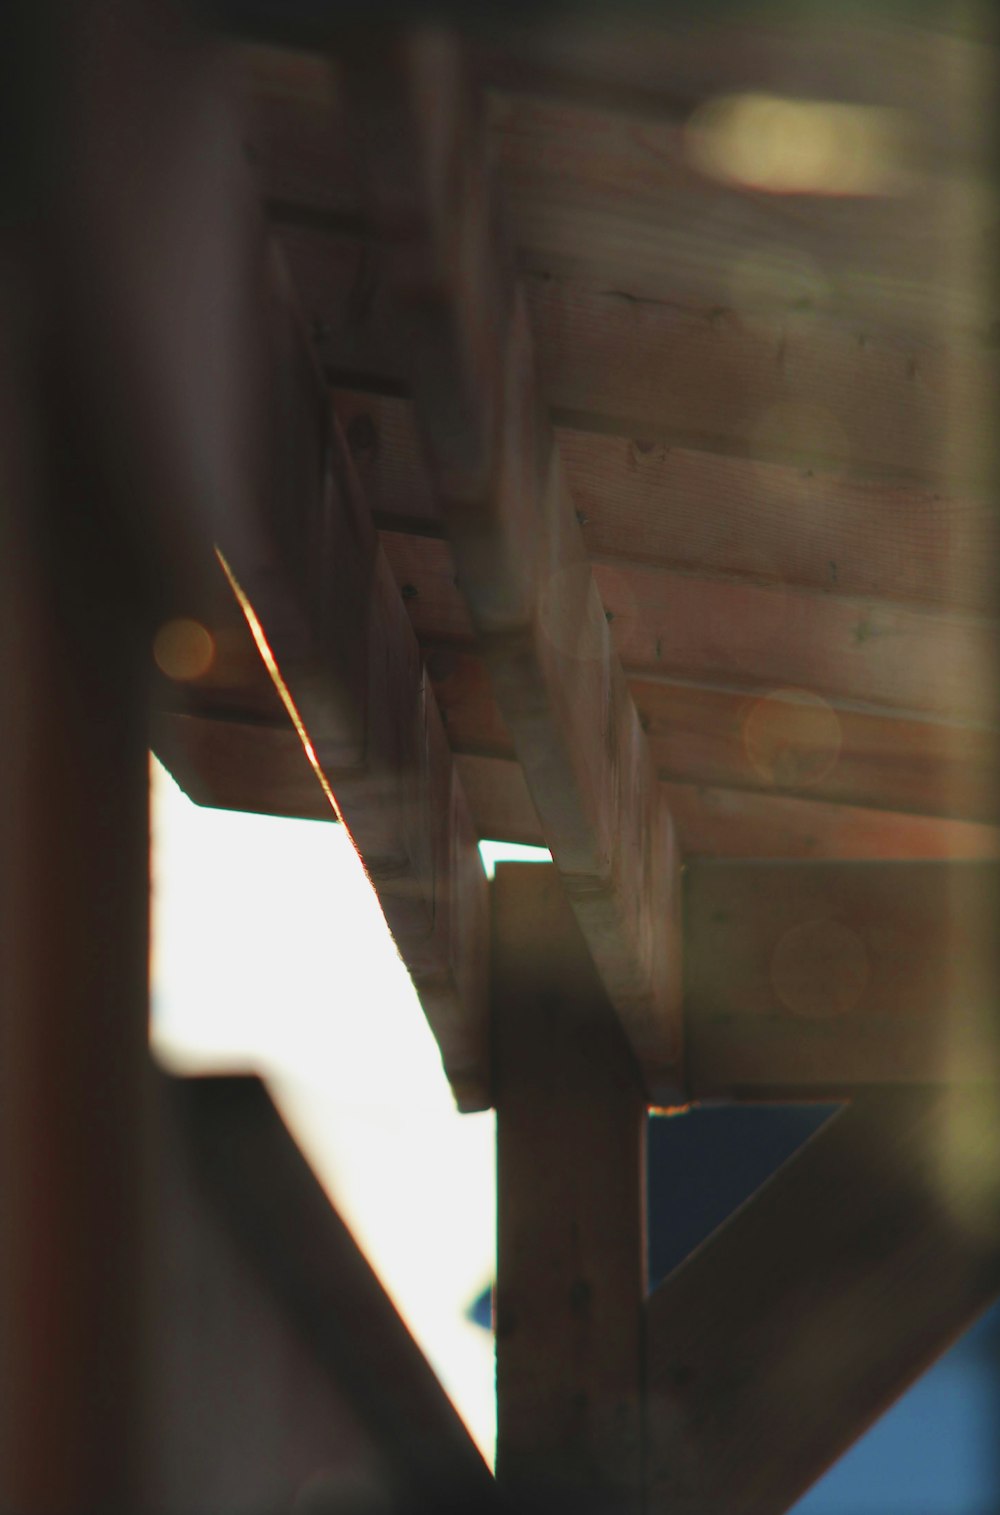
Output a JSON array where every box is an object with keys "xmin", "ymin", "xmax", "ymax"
[{"xmin": 214, "ymin": 548, "xmax": 346, "ymax": 827}]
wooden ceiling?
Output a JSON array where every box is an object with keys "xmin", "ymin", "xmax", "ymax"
[
  {"xmin": 157, "ymin": 14, "xmax": 1000, "ymax": 848},
  {"xmin": 150, "ymin": 8, "xmax": 1000, "ymax": 1104}
]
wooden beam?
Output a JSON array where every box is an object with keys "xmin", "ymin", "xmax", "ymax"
[
  {"xmin": 428, "ymin": 648, "xmax": 1000, "ymax": 825},
  {"xmin": 453, "ymin": 754, "xmax": 1000, "ymax": 862},
  {"xmin": 530, "ymin": 274, "xmax": 994, "ymax": 487},
  {"xmin": 161, "ymin": 1073, "xmax": 500, "ymax": 1511},
  {"xmin": 645, "ymin": 1087, "xmax": 1000, "ymax": 1515},
  {"xmin": 152, "ymin": 711, "xmax": 331, "ymax": 821},
  {"xmin": 378, "ymin": 527, "xmax": 999, "ymax": 730},
  {"xmin": 685, "ymin": 860, "xmax": 1000, "ymax": 1096},
  {"xmin": 335, "ymin": 390, "xmax": 998, "ymax": 617},
  {"xmin": 343, "ymin": 33, "xmax": 683, "ymax": 1099},
  {"xmin": 493, "ymin": 864, "xmax": 646, "ymax": 1515},
  {"xmin": 276, "ymin": 220, "xmax": 994, "ymax": 490},
  {"xmin": 482, "ymin": 88, "xmax": 963, "ymax": 342}
]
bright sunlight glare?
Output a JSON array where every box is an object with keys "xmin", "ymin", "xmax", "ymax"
[{"xmin": 149, "ymin": 757, "xmax": 497, "ymax": 1464}]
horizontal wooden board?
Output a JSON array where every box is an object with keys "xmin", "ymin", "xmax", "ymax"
[
  {"xmin": 339, "ymin": 392, "xmax": 999, "ymax": 615},
  {"xmin": 645, "ymin": 1087, "xmax": 1000, "ymax": 1514},
  {"xmin": 428, "ymin": 648, "xmax": 1000, "ymax": 823},
  {"xmin": 684, "ymin": 860, "xmax": 1000, "ymax": 1094},
  {"xmin": 639, "ymin": 677, "xmax": 1000, "ymax": 823},
  {"xmin": 152, "ymin": 711, "xmax": 329, "ymax": 821},
  {"xmin": 277, "ymin": 223, "xmax": 995, "ymax": 487},
  {"xmin": 558, "ymin": 427, "xmax": 999, "ymax": 616},
  {"xmin": 454, "ymin": 753, "xmax": 1000, "ymax": 861},
  {"xmin": 528, "ymin": 274, "xmax": 994, "ymax": 485},
  {"xmin": 488, "ymin": 89, "xmax": 966, "ymax": 341},
  {"xmin": 378, "ymin": 528, "xmax": 1000, "ymax": 729}
]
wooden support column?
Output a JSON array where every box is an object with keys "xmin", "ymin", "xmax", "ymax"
[
  {"xmin": 0, "ymin": 256, "xmax": 149, "ymax": 1512},
  {"xmin": 493, "ymin": 864, "xmax": 646, "ymax": 1515}
]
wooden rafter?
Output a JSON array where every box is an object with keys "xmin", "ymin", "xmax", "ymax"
[
  {"xmin": 341, "ymin": 32, "xmax": 683, "ymax": 1099},
  {"xmin": 645, "ymin": 1088, "xmax": 1000, "ymax": 1515}
]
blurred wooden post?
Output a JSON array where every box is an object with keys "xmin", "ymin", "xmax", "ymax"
[
  {"xmin": 0, "ymin": 259, "xmax": 150, "ymax": 1511},
  {"xmin": 493, "ymin": 863, "xmax": 646, "ymax": 1515}
]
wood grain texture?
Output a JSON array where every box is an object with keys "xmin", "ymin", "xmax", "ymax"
[
  {"xmin": 378, "ymin": 528, "xmax": 999, "ymax": 730},
  {"xmin": 428, "ymin": 648, "xmax": 1000, "ymax": 825},
  {"xmin": 487, "ymin": 88, "xmax": 961, "ymax": 341},
  {"xmin": 493, "ymin": 865, "xmax": 646, "ymax": 1515},
  {"xmin": 454, "ymin": 754, "xmax": 1000, "ymax": 862},
  {"xmin": 529, "ymin": 273, "xmax": 993, "ymax": 486},
  {"xmin": 645, "ymin": 1088, "xmax": 1000, "ymax": 1515},
  {"xmin": 557, "ymin": 428, "xmax": 999, "ymax": 616},
  {"xmin": 684, "ymin": 861, "xmax": 1000, "ymax": 1096},
  {"xmin": 152, "ymin": 711, "xmax": 331, "ymax": 820},
  {"xmin": 277, "ymin": 222, "xmax": 994, "ymax": 488},
  {"xmin": 337, "ymin": 391, "xmax": 998, "ymax": 616},
  {"xmin": 344, "ymin": 33, "xmax": 683, "ymax": 1097}
]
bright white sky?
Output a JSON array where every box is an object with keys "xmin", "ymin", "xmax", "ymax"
[{"xmin": 150, "ymin": 755, "xmax": 548, "ymax": 1465}]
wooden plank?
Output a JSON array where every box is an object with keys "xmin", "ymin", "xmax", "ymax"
[
  {"xmin": 529, "ymin": 273, "xmax": 993, "ymax": 487},
  {"xmin": 277, "ymin": 222, "xmax": 993, "ymax": 488},
  {"xmin": 235, "ymin": 38, "xmax": 986, "ymax": 344},
  {"xmin": 684, "ymin": 860, "xmax": 1000, "ymax": 1095},
  {"xmin": 661, "ymin": 781, "xmax": 1000, "ymax": 863},
  {"xmin": 429, "ymin": 648, "xmax": 1000, "ymax": 824},
  {"xmin": 161, "ymin": 1073, "xmax": 500, "ymax": 1512},
  {"xmin": 493, "ymin": 864, "xmax": 645, "ymax": 1514},
  {"xmin": 558, "ymin": 427, "xmax": 999, "ymax": 617},
  {"xmin": 487, "ymin": 89, "xmax": 959, "ymax": 342},
  {"xmin": 637, "ymin": 678, "xmax": 1000, "ymax": 824},
  {"xmin": 338, "ymin": 392, "xmax": 998, "ymax": 616},
  {"xmin": 454, "ymin": 754, "xmax": 1000, "ymax": 862},
  {"xmin": 344, "ymin": 33, "xmax": 683, "ymax": 1098},
  {"xmin": 645, "ymin": 1087, "xmax": 1000, "ymax": 1514},
  {"xmin": 152, "ymin": 711, "xmax": 331, "ymax": 820},
  {"xmin": 379, "ymin": 528, "xmax": 999, "ymax": 730}
]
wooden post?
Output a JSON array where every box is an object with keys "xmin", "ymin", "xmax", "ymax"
[
  {"xmin": 0, "ymin": 261, "xmax": 150, "ymax": 1513},
  {"xmin": 493, "ymin": 863, "xmax": 646, "ymax": 1515}
]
